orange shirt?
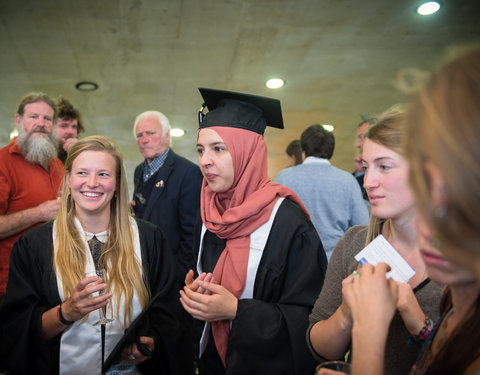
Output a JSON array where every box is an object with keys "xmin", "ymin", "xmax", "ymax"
[{"xmin": 0, "ymin": 138, "xmax": 64, "ymax": 295}]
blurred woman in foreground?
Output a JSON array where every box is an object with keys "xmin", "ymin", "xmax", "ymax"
[{"xmin": 338, "ymin": 47, "xmax": 480, "ymax": 375}]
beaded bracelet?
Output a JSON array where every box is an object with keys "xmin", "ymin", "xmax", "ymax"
[
  {"xmin": 58, "ymin": 303, "xmax": 74, "ymax": 325},
  {"xmin": 407, "ymin": 316, "xmax": 433, "ymax": 343}
]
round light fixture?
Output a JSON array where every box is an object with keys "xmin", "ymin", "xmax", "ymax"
[
  {"xmin": 9, "ymin": 129, "xmax": 18, "ymax": 139},
  {"xmin": 265, "ymin": 78, "xmax": 285, "ymax": 89},
  {"xmin": 75, "ymin": 81, "xmax": 99, "ymax": 92},
  {"xmin": 417, "ymin": 2, "xmax": 440, "ymax": 15},
  {"xmin": 322, "ymin": 124, "xmax": 334, "ymax": 132},
  {"xmin": 171, "ymin": 128, "xmax": 185, "ymax": 137}
]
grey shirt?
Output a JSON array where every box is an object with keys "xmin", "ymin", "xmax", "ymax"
[{"xmin": 307, "ymin": 225, "xmax": 443, "ymax": 375}]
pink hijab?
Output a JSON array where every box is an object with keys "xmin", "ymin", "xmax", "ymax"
[{"xmin": 199, "ymin": 126, "xmax": 308, "ymax": 367}]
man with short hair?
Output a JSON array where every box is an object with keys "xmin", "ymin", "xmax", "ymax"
[
  {"xmin": 275, "ymin": 124, "xmax": 369, "ymax": 260},
  {"xmin": 353, "ymin": 117, "xmax": 373, "ymax": 201},
  {"xmin": 355, "ymin": 119, "xmax": 370, "ymax": 150},
  {"xmin": 132, "ymin": 111, "xmax": 203, "ymax": 286},
  {"xmin": 54, "ymin": 96, "xmax": 85, "ymax": 163},
  {"xmin": 0, "ymin": 92, "xmax": 64, "ymax": 297}
]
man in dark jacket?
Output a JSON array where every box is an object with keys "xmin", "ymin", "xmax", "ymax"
[{"xmin": 132, "ymin": 110, "xmax": 203, "ymax": 287}]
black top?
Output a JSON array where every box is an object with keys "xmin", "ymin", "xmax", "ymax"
[
  {"xmin": 132, "ymin": 149, "xmax": 203, "ymax": 289},
  {"xmin": 0, "ymin": 219, "xmax": 194, "ymax": 375},
  {"xmin": 57, "ymin": 148, "xmax": 68, "ymax": 164},
  {"xmin": 133, "ymin": 170, "xmax": 158, "ymax": 219},
  {"xmin": 193, "ymin": 198, "xmax": 328, "ymax": 375}
]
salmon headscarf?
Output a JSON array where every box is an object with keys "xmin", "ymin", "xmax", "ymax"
[{"xmin": 199, "ymin": 126, "xmax": 308, "ymax": 367}]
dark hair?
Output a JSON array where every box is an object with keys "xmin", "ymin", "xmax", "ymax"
[
  {"xmin": 285, "ymin": 139, "xmax": 302, "ymax": 165},
  {"xmin": 425, "ymin": 288, "xmax": 480, "ymax": 375},
  {"xmin": 16, "ymin": 92, "xmax": 56, "ymax": 118},
  {"xmin": 56, "ymin": 96, "xmax": 85, "ymax": 134},
  {"xmin": 300, "ymin": 124, "xmax": 334, "ymax": 159}
]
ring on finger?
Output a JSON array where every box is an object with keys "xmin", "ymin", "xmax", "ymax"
[{"xmin": 352, "ymin": 270, "xmax": 360, "ymax": 279}]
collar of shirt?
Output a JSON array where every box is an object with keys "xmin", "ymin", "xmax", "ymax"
[
  {"xmin": 354, "ymin": 170, "xmax": 365, "ymax": 177},
  {"xmin": 143, "ymin": 148, "xmax": 170, "ymax": 182},
  {"xmin": 303, "ymin": 156, "xmax": 331, "ymax": 165},
  {"xmin": 84, "ymin": 230, "xmax": 108, "ymax": 243},
  {"xmin": 9, "ymin": 137, "xmax": 22, "ymax": 155}
]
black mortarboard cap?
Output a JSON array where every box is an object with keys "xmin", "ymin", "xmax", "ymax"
[{"xmin": 198, "ymin": 88, "xmax": 284, "ymax": 135}]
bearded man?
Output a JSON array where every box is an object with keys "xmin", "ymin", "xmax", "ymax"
[{"xmin": 0, "ymin": 92, "xmax": 64, "ymax": 299}]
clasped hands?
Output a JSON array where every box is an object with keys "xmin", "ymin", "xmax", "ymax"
[{"xmin": 179, "ymin": 270, "xmax": 238, "ymax": 322}]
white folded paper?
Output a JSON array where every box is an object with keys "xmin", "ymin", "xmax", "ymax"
[{"xmin": 354, "ymin": 234, "xmax": 415, "ymax": 283}]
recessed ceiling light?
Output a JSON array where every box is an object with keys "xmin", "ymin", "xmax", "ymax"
[
  {"xmin": 417, "ymin": 2, "xmax": 440, "ymax": 15},
  {"xmin": 171, "ymin": 128, "xmax": 185, "ymax": 137},
  {"xmin": 265, "ymin": 78, "xmax": 285, "ymax": 89},
  {"xmin": 322, "ymin": 124, "xmax": 334, "ymax": 132},
  {"xmin": 75, "ymin": 81, "xmax": 99, "ymax": 92},
  {"xmin": 10, "ymin": 129, "xmax": 18, "ymax": 139}
]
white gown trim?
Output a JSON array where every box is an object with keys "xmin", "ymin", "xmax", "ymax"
[
  {"xmin": 53, "ymin": 217, "xmax": 143, "ymax": 375},
  {"xmin": 197, "ymin": 197, "xmax": 284, "ymax": 357}
]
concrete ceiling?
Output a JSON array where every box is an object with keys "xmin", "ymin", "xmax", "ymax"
[{"xmin": 1, "ymin": 0, "xmax": 479, "ymax": 193}]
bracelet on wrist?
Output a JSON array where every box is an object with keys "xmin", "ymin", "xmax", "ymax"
[
  {"xmin": 407, "ymin": 316, "xmax": 433, "ymax": 343},
  {"xmin": 58, "ymin": 303, "xmax": 74, "ymax": 325}
]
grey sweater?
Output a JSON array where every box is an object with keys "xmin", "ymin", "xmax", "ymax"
[{"xmin": 307, "ymin": 225, "xmax": 443, "ymax": 375}]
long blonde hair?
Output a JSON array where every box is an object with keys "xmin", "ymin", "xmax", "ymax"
[
  {"xmin": 364, "ymin": 106, "xmax": 407, "ymax": 245},
  {"xmin": 54, "ymin": 136, "xmax": 149, "ymax": 326},
  {"xmin": 406, "ymin": 47, "xmax": 480, "ymax": 261}
]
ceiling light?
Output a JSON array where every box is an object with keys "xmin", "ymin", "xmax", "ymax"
[
  {"xmin": 75, "ymin": 81, "xmax": 99, "ymax": 92},
  {"xmin": 322, "ymin": 124, "xmax": 334, "ymax": 132},
  {"xmin": 10, "ymin": 129, "xmax": 18, "ymax": 139},
  {"xmin": 417, "ymin": 2, "xmax": 440, "ymax": 15},
  {"xmin": 171, "ymin": 128, "xmax": 185, "ymax": 137},
  {"xmin": 265, "ymin": 78, "xmax": 285, "ymax": 89}
]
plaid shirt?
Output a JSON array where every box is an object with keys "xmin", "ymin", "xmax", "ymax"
[{"xmin": 143, "ymin": 148, "xmax": 169, "ymax": 182}]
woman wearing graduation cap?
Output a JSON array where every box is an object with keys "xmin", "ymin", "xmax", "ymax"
[{"xmin": 179, "ymin": 88, "xmax": 328, "ymax": 375}]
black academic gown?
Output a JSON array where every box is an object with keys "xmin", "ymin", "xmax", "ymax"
[
  {"xmin": 194, "ymin": 198, "xmax": 328, "ymax": 375},
  {"xmin": 0, "ymin": 219, "xmax": 193, "ymax": 375}
]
